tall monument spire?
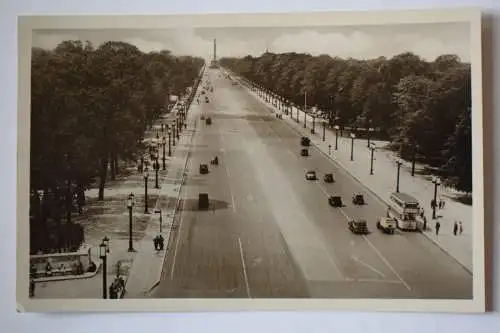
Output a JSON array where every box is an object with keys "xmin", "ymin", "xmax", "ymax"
[{"xmin": 213, "ymin": 38, "xmax": 217, "ymax": 62}]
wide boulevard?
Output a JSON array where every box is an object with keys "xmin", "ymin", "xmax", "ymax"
[{"xmin": 154, "ymin": 68, "xmax": 472, "ymax": 299}]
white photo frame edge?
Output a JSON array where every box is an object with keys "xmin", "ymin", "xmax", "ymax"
[{"xmin": 16, "ymin": 7, "xmax": 486, "ymax": 313}]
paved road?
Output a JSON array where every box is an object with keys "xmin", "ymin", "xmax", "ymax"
[{"xmin": 154, "ymin": 68, "xmax": 472, "ymax": 299}]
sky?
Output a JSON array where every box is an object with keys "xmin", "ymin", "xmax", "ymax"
[{"xmin": 32, "ymin": 22, "xmax": 470, "ymax": 62}]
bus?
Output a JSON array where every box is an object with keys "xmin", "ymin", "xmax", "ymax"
[{"xmin": 387, "ymin": 192, "xmax": 420, "ymax": 231}]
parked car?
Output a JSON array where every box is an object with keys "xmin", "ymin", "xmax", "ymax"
[
  {"xmin": 300, "ymin": 148, "xmax": 309, "ymax": 157},
  {"xmin": 348, "ymin": 219, "xmax": 369, "ymax": 234},
  {"xmin": 352, "ymin": 193, "xmax": 365, "ymax": 205},
  {"xmin": 328, "ymin": 195, "xmax": 343, "ymax": 207},
  {"xmin": 323, "ymin": 173, "xmax": 334, "ymax": 183},
  {"xmin": 305, "ymin": 170, "xmax": 317, "ymax": 180},
  {"xmin": 376, "ymin": 217, "xmax": 397, "ymax": 234},
  {"xmin": 199, "ymin": 164, "xmax": 209, "ymax": 174},
  {"xmin": 300, "ymin": 136, "xmax": 311, "ymax": 146}
]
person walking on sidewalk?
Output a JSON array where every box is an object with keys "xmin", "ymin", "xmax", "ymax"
[
  {"xmin": 459, "ymin": 221, "xmax": 463, "ymax": 235},
  {"xmin": 435, "ymin": 221, "xmax": 441, "ymax": 236},
  {"xmin": 453, "ymin": 221, "xmax": 458, "ymax": 236}
]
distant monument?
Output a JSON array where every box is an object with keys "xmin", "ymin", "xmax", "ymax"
[{"xmin": 209, "ymin": 38, "xmax": 218, "ymax": 68}]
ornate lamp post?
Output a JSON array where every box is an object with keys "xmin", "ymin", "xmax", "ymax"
[
  {"xmin": 334, "ymin": 125, "xmax": 340, "ymax": 150},
  {"xmin": 126, "ymin": 193, "xmax": 135, "ymax": 252},
  {"xmin": 99, "ymin": 236, "xmax": 110, "ymax": 299},
  {"xmin": 396, "ymin": 160, "xmax": 403, "ymax": 193},
  {"xmin": 162, "ymin": 136, "xmax": 166, "ymax": 170},
  {"xmin": 432, "ymin": 177, "xmax": 441, "ymax": 219},
  {"xmin": 350, "ymin": 133, "xmax": 356, "ymax": 161},
  {"xmin": 143, "ymin": 168, "xmax": 149, "ymax": 214},
  {"xmin": 369, "ymin": 143, "xmax": 376, "ymax": 175}
]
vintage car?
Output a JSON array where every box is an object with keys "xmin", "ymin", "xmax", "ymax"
[
  {"xmin": 198, "ymin": 193, "xmax": 209, "ymax": 210},
  {"xmin": 328, "ymin": 195, "xmax": 343, "ymax": 207},
  {"xmin": 199, "ymin": 164, "xmax": 209, "ymax": 174},
  {"xmin": 305, "ymin": 170, "xmax": 317, "ymax": 180},
  {"xmin": 300, "ymin": 148, "xmax": 309, "ymax": 157},
  {"xmin": 348, "ymin": 219, "xmax": 369, "ymax": 234},
  {"xmin": 206, "ymin": 117, "xmax": 212, "ymax": 125},
  {"xmin": 376, "ymin": 217, "xmax": 397, "ymax": 234},
  {"xmin": 323, "ymin": 173, "xmax": 334, "ymax": 183},
  {"xmin": 352, "ymin": 193, "xmax": 365, "ymax": 205},
  {"xmin": 300, "ymin": 136, "xmax": 311, "ymax": 146}
]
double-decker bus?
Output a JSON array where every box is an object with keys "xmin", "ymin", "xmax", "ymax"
[{"xmin": 387, "ymin": 192, "xmax": 420, "ymax": 231}]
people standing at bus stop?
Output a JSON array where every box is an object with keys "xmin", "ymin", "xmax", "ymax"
[{"xmin": 435, "ymin": 220, "xmax": 441, "ymax": 236}]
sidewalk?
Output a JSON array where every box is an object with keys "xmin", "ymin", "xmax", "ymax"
[
  {"xmin": 32, "ymin": 73, "xmax": 205, "ymax": 299},
  {"xmin": 124, "ymin": 99, "xmax": 202, "ymax": 298},
  {"xmin": 231, "ymin": 70, "xmax": 472, "ymax": 273}
]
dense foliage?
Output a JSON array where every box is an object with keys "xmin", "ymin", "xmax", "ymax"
[
  {"xmin": 220, "ymin": 52, "xmax": 472, "ymax": 193},
  {"xmin": 30, "ymin": 40, "xmax": 204, "ymax": 253}
]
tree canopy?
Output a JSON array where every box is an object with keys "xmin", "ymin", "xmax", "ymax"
[
  {"xmin": 30, "ymin": 40, "xmax": 204, "ymax": 253},
  {"xmin": 220, "ymin": 52, "xmax": 472, "ymax": 193}
]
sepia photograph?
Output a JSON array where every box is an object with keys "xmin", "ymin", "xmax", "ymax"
[{"xmin": 17, "ymin": 8, "xmax": 485, "ymax": 312}]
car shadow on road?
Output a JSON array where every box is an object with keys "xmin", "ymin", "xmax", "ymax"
[{"xmin": 178, "ymin": 198, "xmax": 230, "ymax": 211}]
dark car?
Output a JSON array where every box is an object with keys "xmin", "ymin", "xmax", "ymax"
[
  {"xmin": 199, "ymin": 164, "xmax": 209, "ymax": 174},
  {"xmin": 300, "ymin": 148, "xmax": 309, "ymax": 157},
  {"xmin": 305, "ymin": 170, "xmax": 317, "ymax": 180},
  {"xmin": 198, "ymin": 193, "xmax": 209, "ymax": 210},
  {"xmin": 206, "ymin": 117, "xmax": 212, "ymax": 125},
  {"xmin": 324, "ymin": 173, "xmax": 334, "ymax": 183},
  {"xmin": 300, "ymin": 136, "xmax": 311, "ymax": 146},
  {"xmin": 352, "ymin": 193, "xmax": 365, "ymax": 205},
  {"xmin": 348, "ymin": 219, "xmax": 369, "ymax": 234},
  {"xmin": 328, "ymin": 195, "xmax": 343, "ymax": 207}
]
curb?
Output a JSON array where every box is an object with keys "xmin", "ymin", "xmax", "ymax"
[{"xmin": 235, "ymin": 71, "xmax": 473, "ymax": 274}]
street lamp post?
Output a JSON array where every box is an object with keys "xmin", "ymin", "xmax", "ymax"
[
  {"xmin": 350, "ymin": 133, "xmax": 356, "ymax": 161},
  {"xmin": 367, "ymin": 127, "xmax": 374, "ymax": 147},
  {"xmin": 312, "ymin": 115, "xmax": 316, "ymax": 134},
  {"xmin": 99, "ymin": 236, "xmax": 110, "ymax": 299},
  {"xmin": 143, "ymin": 168, "xmax": 149, "ymax": 214},
  {"xmin": 322, "ymin": 120, "xmax": 326, "ymax": 141},
  {"xmin": 172, "ymin": 124, "xmax": 176, "ymax": 146},
  {"xmin": 127, "ymin": 194, "xmax": 135, "ymax": 252},
  {"xmin": 411, "ymin": 143, "xmax": 419, "ymax": 177},
  {"xmin": 369, "ymin": 144, "xmax": 375, "ymax": 175},
  {"xmin": 168, "ymin": 127, "xmax": 172, "ymax": 157},
  {"xmin": 396, "ymin": 160, "xmax": 403, "ymax": 193},
  {"xmin": 176, "ymin": 118, "xmax": 180, "ymax": 139},
  {"xmin": 432, "ymin": 177, "xmax": 441, "ymax": 219},
  {"xmin": 334, "ymin": 125, "xmax": 340, "ymax": 150},
  {"xmin": 162, "ymin": 136, "xmax": 166, "ymax": 170},
  {"xmin": 154, "ymin": 155, "xmax": 159, "ymax": 189}
]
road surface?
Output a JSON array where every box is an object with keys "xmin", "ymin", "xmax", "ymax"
[{"xmin": 154, "ymin": 68, "xmax": 472, "ymax": 299}]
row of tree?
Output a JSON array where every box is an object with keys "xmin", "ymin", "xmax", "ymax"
[
  {"xmin": 30, "ymin": 40, "xmax": 204, "ymax": 253},
  {"xmin": 220, "ymin": 52, "xmax": 472, "ymax": 193}
]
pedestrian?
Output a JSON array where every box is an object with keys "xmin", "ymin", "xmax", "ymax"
[
  {"xmin": 153, "ymin": 236, "xmax": 159, "ymax": 251},
  {"xmin": 442, "ymin": 199, "xmax": 446, "ymax": 209},
  {"xmin": 431, "ymin": 199, "xmax": 436, "ymax": 210},
  {"xmin": 435, "ymin": 221, "xmax": 441, "ymax": 236},
  {"xmin": 423, "ymin": 215, "xmax": 427, "ymax": 231},
  {"xmin": 459, "ymin": 221, "xmax": 463, "ymax": 235},
  {"xmin": 453, "ymin": 221, "xmax": 458, "ymax": 236}
]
